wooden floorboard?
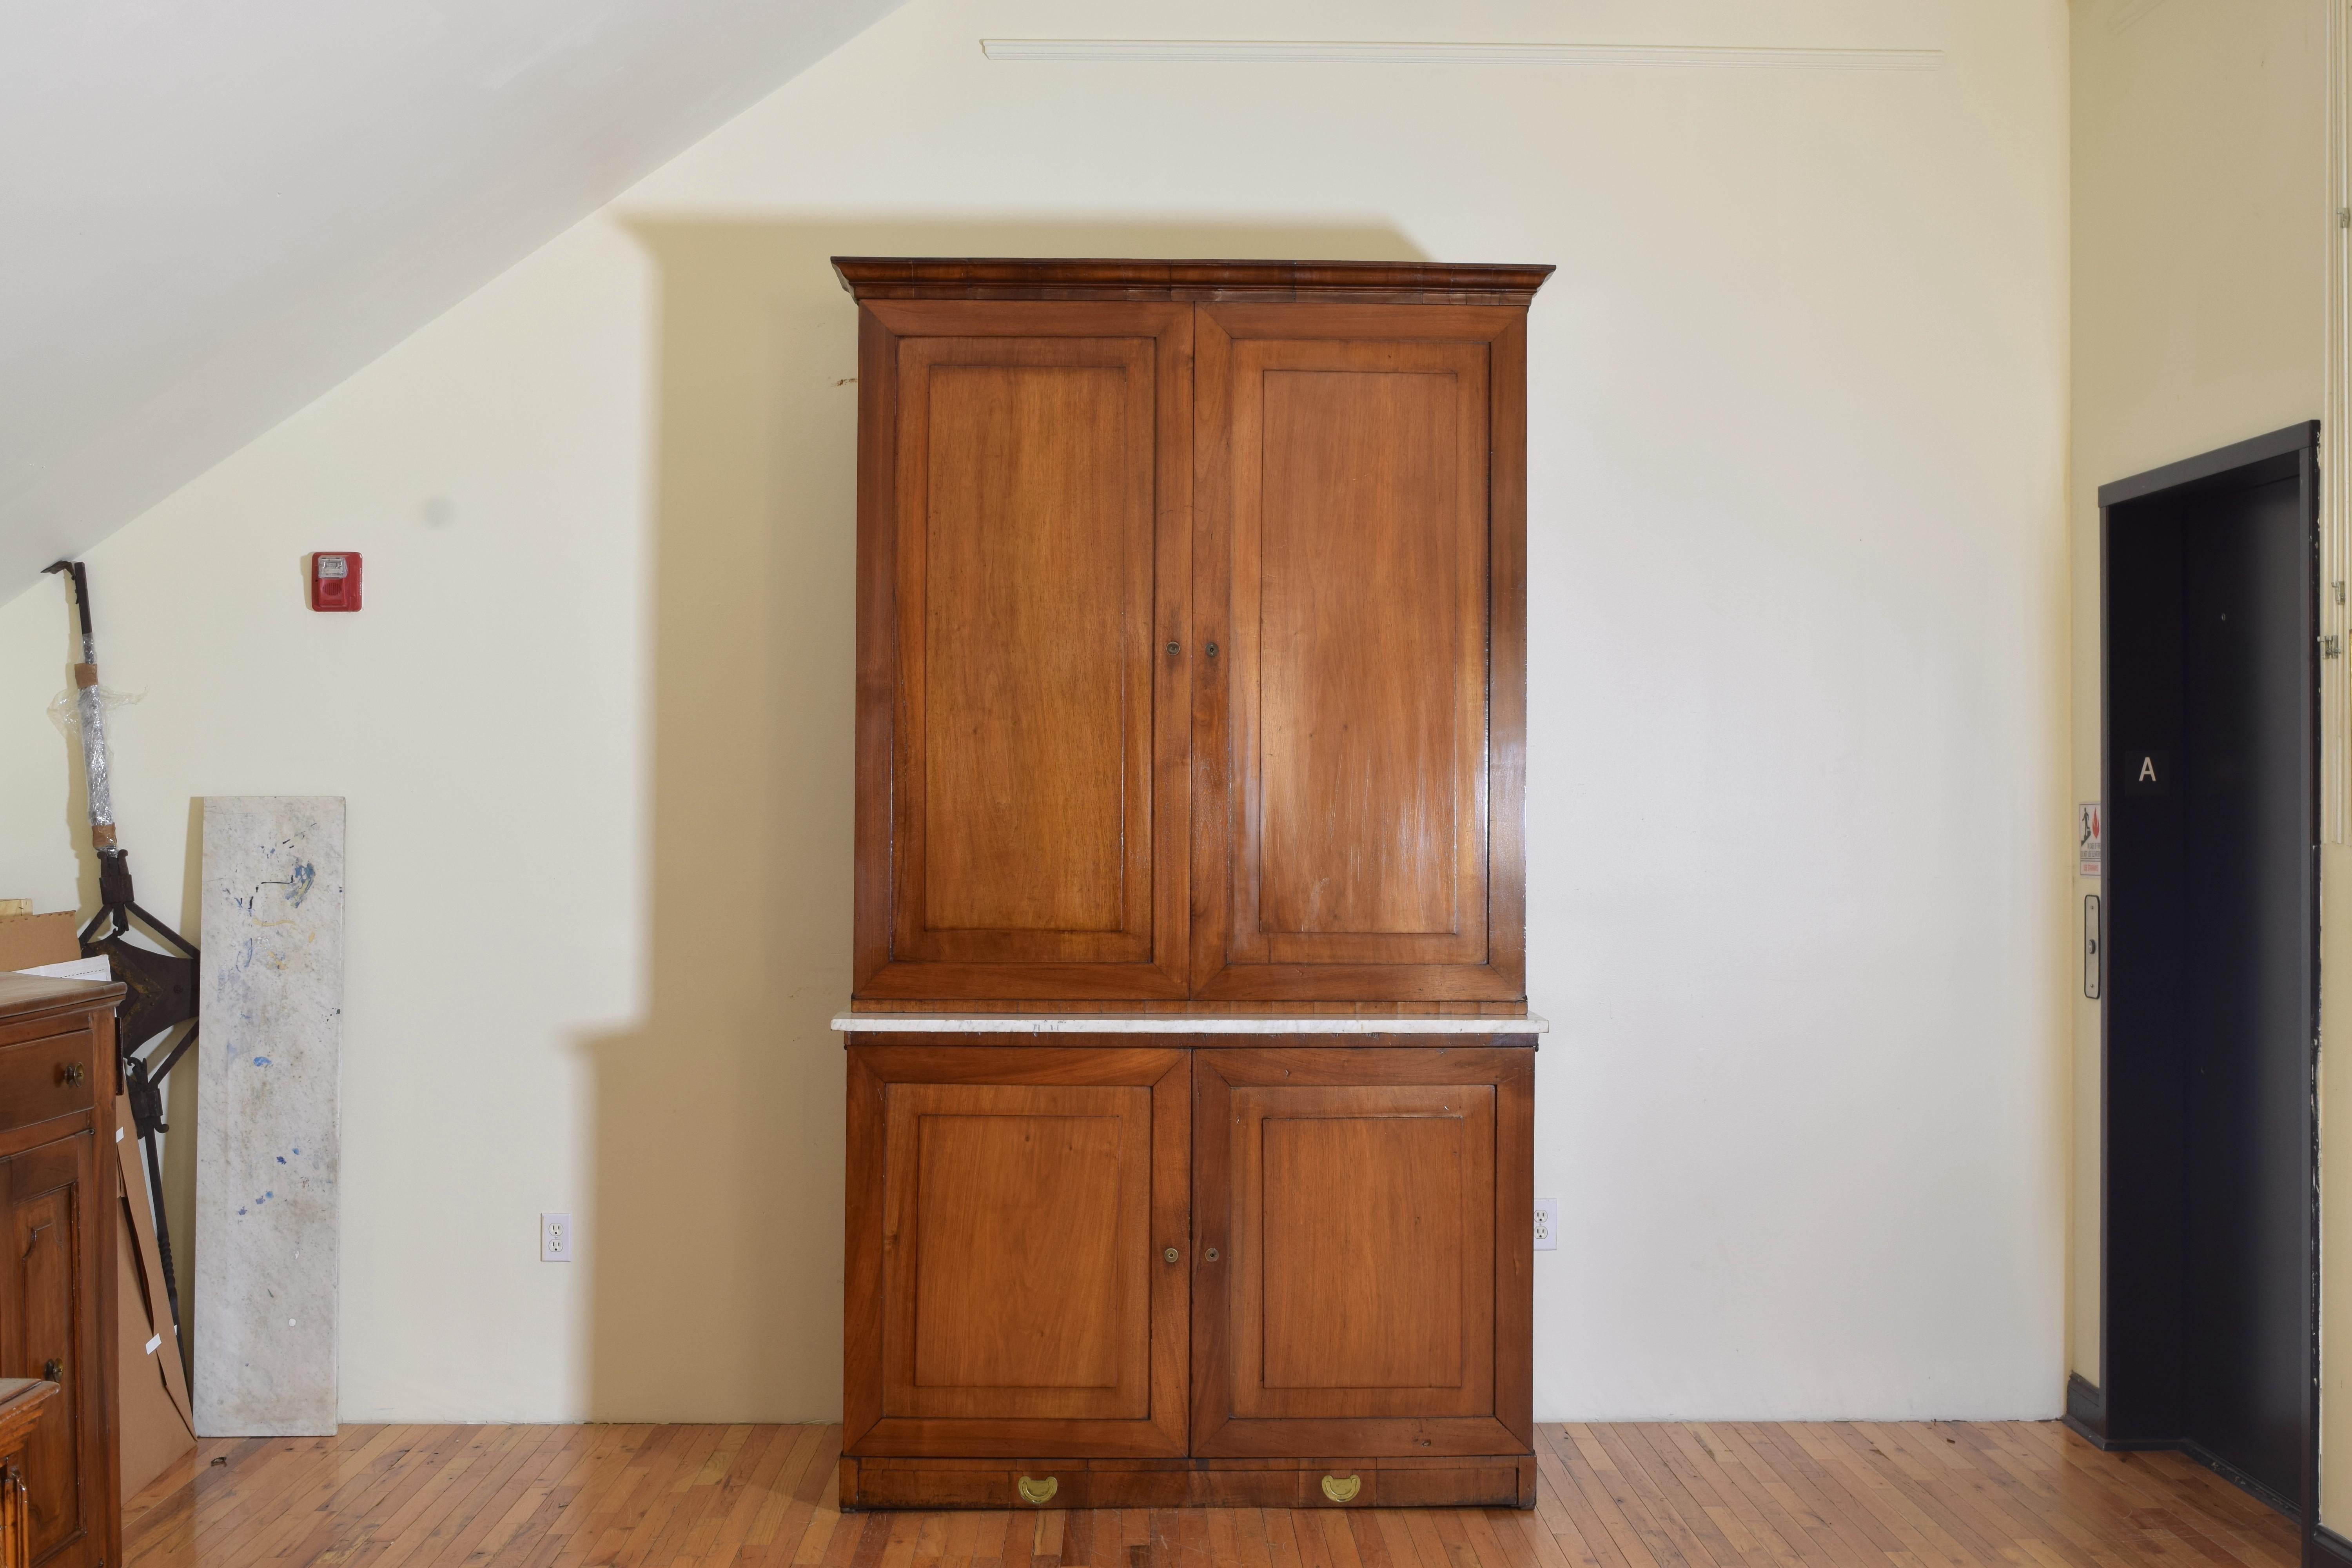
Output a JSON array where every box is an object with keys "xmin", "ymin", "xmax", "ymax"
[{"xmin": 117, "ymin": 1422, "xmax": 2299, "ymax": 1567}]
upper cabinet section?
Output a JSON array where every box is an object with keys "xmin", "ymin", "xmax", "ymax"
[{"xmin": 838, "ymin": 260, "xmax": 1548, "ymax": 1008}]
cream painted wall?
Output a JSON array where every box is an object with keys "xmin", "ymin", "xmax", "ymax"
[
  {"xmin": 0, "ymin": 0, "xmax": 2071, "ymax": 1422},
  {"xmin": 2064, "ymin": 0, "xmax": 2328, "ymax": 1417}
]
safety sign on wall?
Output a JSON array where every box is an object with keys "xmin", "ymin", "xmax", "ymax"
[{"xmin": 2078, "ymin": 802, "xmax": 2102, "ymax": 878}]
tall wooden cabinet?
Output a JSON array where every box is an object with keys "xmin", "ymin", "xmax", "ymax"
[{"xmin": 835, "ymin": 259, "xmax": 1549, "ymax": 1512}]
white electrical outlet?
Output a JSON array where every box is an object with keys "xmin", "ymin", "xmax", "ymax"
[
  {"xmin": 541, "ymin": 1212, "xmax": 573, "ymax": 1263},
  {"xmin": 1532, "ymin": 1199, "xmax": 1557, "ymax": 1252}
]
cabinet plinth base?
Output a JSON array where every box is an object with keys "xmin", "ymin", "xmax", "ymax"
[{"xmin": 839, "ymin": 1454, "xmax": 1537, "ymax": 1511}]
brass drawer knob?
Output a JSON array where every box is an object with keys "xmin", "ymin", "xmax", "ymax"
[
  {"xmin": 59, "ymin": 1063, "xmax": 82, "ymax": 1087},
  {"xmin": 1016, "ymin": 1474, "xmax": 1058, "ymax": 1506},
  {"xmin": 1162, "ymin": 1247, "xmax": 1179, "ymax": 1263},
  {"xmin": 40, "ymin": 1361, "xmax": 60, "ymax": 1383},
  {"xmin": 1321, "ymin": 1474, "xmax": 1361, "ymax": 1503}
]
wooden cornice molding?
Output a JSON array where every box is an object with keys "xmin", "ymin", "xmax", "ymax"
[{"xmin": 831, "ymin": 257, "xmax": 1554, "ymax": 306}]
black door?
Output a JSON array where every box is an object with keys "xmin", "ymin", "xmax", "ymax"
[{"xmin": 2098, "ymin": 422, "xmax": 2317, "ymax": 1519}]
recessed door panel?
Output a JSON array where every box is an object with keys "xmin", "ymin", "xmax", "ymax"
[
  {"xmin": 917, "ymin": 359, "xmax": 1140, "ymax": 944},
  {"xmin": 1254, "ymin": 365, "xmax": 1480, "ymax": 947},
  {"xmin": 1250, "ymin": 1087, "xmax": 1482, "ymax": 1406},
  {"xmin": 1239, "ymin": 345, "xmax": 1486, "ymax": 967},
  {"xmin": 889, "ymin": 1084, "xmax": 1148, "ymax": 1420}
]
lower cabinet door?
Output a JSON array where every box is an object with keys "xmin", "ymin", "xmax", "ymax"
[
  {"xmin": 844, "ymin": 1045, "xmax": 1189, "ymax": 1457},
  {"xmin": 1192, "ymin": 1047, "xmax": 1532, "ymax": 1458},
  {"xmin": 0, "ymin": 1136, "xmax": 96, "ymax": 1568}
]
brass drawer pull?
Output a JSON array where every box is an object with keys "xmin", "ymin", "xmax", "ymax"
[
  {"xmin": 40, "ymin": 1361, "xmax": 59, "ymax": 1383},
  {"xmin": 1017, "ymin": 1474, "xmax": 1058, "ymax": 1506},
  {"xmin": 1321, "ymin": 1474, "xmax": 1361, "ymax": 1503},
  {"xmin": 59, "ymin": 1063, "xmax": 81, "ymax": 1087}
]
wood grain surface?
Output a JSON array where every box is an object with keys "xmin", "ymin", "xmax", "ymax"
[
  {"xmin": 122, "ymin": 1418, "xmax": 2298, "ymax": 1566},
  {"xmin": 1191, "ymin": 1049, "xmax": 1529, "ymax": 1461},
  {"xmin": 846, "ymin": 1047, "xmax": 1190, "ymax": 1459},
  {"xmin": 855, "ymin": 300, "xmax": 1193, "ymax": 1002},
  {"xmin": 1187, "ymin": 303, "xmax": 1526, "ymax": 1003}
]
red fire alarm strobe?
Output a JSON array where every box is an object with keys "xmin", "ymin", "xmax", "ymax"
[{"xmin": 309, "ymin": 552, "xmax": 362, "ymax": 612}]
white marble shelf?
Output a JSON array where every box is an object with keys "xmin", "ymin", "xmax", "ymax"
[{"xmin": 831, "ymin": 1011, "xmax": 1548, "ymax": 1035}]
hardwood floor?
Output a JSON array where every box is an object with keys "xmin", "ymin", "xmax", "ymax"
[{"xmin": 118, "ymin": 1419, "xmax": 2298, "ymax": 1567}]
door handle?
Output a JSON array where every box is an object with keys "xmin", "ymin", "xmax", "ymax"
[{"xmin": 2084, "ymin": 894, "xmax": 2102, "ymax": 1000}]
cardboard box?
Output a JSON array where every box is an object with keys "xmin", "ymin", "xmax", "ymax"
[
  {"xmin": 115, "ymin": 1100, "xmax": 194, "ymax": 1501},
  {"xmin": 0, "ymin": 913, "xmax": 78, "ymax": 972}
]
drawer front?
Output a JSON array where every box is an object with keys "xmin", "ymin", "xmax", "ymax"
[
  {"xmin": 0, "ymin": 1034, "xmax": 94, "ymax": 1138},
  {"xmin": 840, "ymin": 1455, "xmax": 1534, "ymax": 1510},
  {"xmin": 1374, "ymin": 1462, "xmax": 1528, "ymax": 1507},
  {"xmin": 845, "ymin": 1463, "xmax": 1181, "ymax": 1510}
]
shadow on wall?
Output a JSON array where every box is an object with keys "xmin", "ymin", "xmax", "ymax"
[{"xmin": 584, "ymin": 218, "xmax": 1426, "ymax": 1421}]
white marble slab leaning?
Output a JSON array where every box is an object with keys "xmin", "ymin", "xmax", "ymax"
[
  {"xmin": 832, "ymin": 1012, "xmax": 1548, "ymax": 1034},
  {"xmin": 195, "ymin": 797, "xmax": 346, "ymax": 1438}
]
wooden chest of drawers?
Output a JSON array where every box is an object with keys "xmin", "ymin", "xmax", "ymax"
[{"xmin": 0, "ymin": 977, "xmax": 123, "ymax": 1568}]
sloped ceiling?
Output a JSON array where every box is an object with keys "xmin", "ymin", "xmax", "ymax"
[{"xmin": 0, "ymin": 0, "xmax": 904, "ymax": 599}]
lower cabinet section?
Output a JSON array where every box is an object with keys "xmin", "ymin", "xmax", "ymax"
[{"xmin": 842, "ymin": 1034, "xmax": 1536, "ymax": 1510}]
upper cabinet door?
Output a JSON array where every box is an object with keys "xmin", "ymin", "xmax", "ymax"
[
  {"xmin": 1191, "ymin": 305, "xmax": 1528, "ymax": 1001},
  {"xmin": 854, "ymin": 301, "xmax": 1192, "ymax": 1000}
]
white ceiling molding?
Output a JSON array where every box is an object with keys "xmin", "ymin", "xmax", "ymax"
[{"xmin": 979, "ymin": 38, "xmax": 1944, "ymax": 70}]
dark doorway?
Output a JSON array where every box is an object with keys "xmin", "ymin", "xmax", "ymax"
[{"xmin": 2077, "ymin": 422, "xmax": 2318, "ymax": 1531}]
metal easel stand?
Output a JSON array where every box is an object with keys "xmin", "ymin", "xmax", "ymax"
[{"xmin": 42, "ymin": 561, "xmax": 196, "ymax": 1347}]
